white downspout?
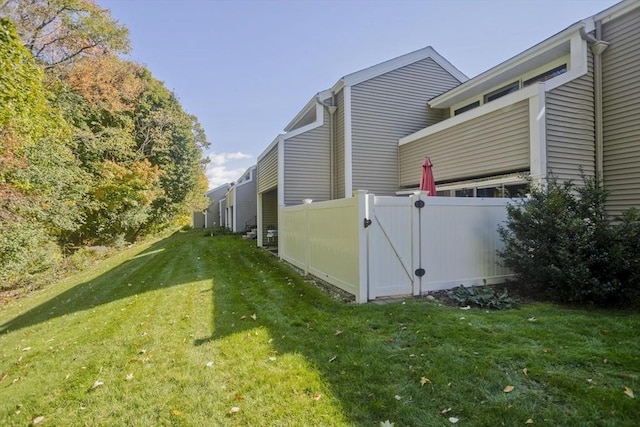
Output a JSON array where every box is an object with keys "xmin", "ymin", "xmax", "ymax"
[
  {"xmin": 580, "ymin": 23, "xmax": 609, "ymax": 182},
  {"xmin": 316, "ymin": 94, "xmax": 337, "ymax": 199}
]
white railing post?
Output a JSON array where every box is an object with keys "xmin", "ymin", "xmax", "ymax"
[
  {"xmin": 303, "ymin": 199, "xmax": 313, "ymax": 275},
  {"xmin": 356, "ymin": 190, "xmax": 369, "ymax": 303}
]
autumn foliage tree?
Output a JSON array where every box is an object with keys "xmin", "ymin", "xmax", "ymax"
[
  {"xmin": 1, "ymin": 3, "xmax": 211, "ymax": 290},
  {"xmin": 0, "ymin": 0, "xmax": 129, "ymax": 68}
]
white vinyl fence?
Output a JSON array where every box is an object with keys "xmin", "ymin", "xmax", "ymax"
[{"xmin": 279, "ymin": 191, "xmax": 512, "ymax": 303}]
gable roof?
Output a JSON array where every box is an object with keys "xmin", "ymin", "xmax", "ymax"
[
  {"xmin": 284, "ymin": 46, "xmax": 468, "ymax": 132},
  {"xmin": 336, "ymin": 46, "xmax": 467, "ymax": 90}
]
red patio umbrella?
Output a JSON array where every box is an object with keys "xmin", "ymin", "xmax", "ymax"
[{"xmin": 420, "ymin": 156, "xmax": 437, "ymax": 196}]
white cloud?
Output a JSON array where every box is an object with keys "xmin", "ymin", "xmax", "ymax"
[
  {"xmin": 204, "ymin": 151, "xmax": 253, "ymax": 189},
  {"xmin": 209, "ymin": 151, "xmax": 252, "ymax": 167}
]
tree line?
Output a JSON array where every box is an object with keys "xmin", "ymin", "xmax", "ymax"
[{"xmin": 1, "ymin": 0, "xmax": 210, "ymax": 289}]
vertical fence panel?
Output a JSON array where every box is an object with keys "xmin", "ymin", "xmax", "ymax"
[
  {"xmin": 279, "ymin": 204, "xmax": 309, "ymax": 272},
  {"xmin": 420, "ymin": 198, "xmax": 512, "ymax": 292},
  {"xmin": 366, "ymin": 195, "xmax": 416, "ymax": 299},
  {"xmin": 280, "ymin": 193, "xmax": 366, "ymax": 301}
]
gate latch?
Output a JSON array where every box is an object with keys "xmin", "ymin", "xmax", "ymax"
[
  {"xmin": 415, "ymin": 268, "xmax": 425, "ymax": 277},
  {"xmin": 364, "ymin": 218, "xmax": 372, "ymax": 228},
  {"xmin": 414, "ymin": 200, "xmax": 425, "ymax": 208}
]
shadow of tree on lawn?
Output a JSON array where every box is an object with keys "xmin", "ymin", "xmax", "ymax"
[{"xmin": 0, "ymin": 231, "xmax": 214, "ymax": 334}]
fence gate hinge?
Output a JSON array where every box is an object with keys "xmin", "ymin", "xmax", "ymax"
[
  {"xmin": 414, "ymin": 268, "xmax": 425, "ymax": 277},
  {"xmin": 414, "ymin": 200, "xmax": 425, "ymax": 208},
  {"xmin": 363, "ymin": 218, "xmax": 372, "ymax": 228}
]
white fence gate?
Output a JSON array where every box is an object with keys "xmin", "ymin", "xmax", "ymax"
[{"xmin": 279, "ymin": 191, "xmax": 513, "ymax": 303}]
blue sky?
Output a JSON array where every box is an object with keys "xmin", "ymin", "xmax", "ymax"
[{"xmin": 99, "ymin": 0, "xmax": 620, "ymax": 189}]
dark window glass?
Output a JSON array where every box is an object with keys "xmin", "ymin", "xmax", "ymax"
[
  {"xmin": 523, "ymin": 64, "xmax": 567, "ymax": 86},
  {"xmin": 484, "ymin": 81, "xmax": 520, "ymax": 103},
  {"xmin": 454, "ymin": 100, "xmax": 480, "ymax": 116}
]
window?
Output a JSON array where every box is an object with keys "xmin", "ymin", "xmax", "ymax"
[
  {"xmin": 523, "ymin": 64, "xmax": 567, "ymax": 86},
  {"xmin": 454, "ymin": 101, "xmax": 480, "ymax": 116},
  {"xmin": 484, "ymin": 81, "xmax": 519, "ymax": 103},
  {"xmin": 455, "ymin": 188, "xmax": 475, "ymax": 198}
]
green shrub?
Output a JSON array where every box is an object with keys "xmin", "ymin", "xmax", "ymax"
[
  {"xmin": 447, "ymin": 284, "xmax": 517, "ymax": 310},
  {"xmin": 498, "ymin": 176, "xmax": 640, "ymax": 306}
]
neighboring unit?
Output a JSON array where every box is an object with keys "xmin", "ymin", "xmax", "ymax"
[
  {"xmin": 225, "ymin": 165, "xmax": 257, "ymax": 233},
  {"xmin": 256, "ymin": 46, "xmax": 468, "ymax": 246},
  {"xmin": 192, "ymin": 182, "xmax": 232, "ymax": 229},
  {"xmin": 399, "ymin": 0, "xmax": 640, "ymax": 218}
]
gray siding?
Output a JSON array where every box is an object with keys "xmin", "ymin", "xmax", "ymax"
[
  {"xmin": 205, "ymin": 185, "xmax": 230, "ymax": 227},
  {"xmin": 602, "ymin": 8, "xmax": 640, "ymax": 217},
  {"xmin": 257, "ymin": 144, "xmax": 278, "ymax": 193},
  {"xmin": 426, "ymin": 106, "xmax": 446, "ymax": 127},
  {"xmin": 334, "ymin": 89, "xmax": 345, "ymax": 198},
  {"xmin": 284, "ymin": 108, "xmax": 331, "ymax": 205},
  {"xmin": 399, "ymin": 100, "xmax": 530, "ymax": 187},
  {"xmin": 546, "ymin": 53, "xmax": 595, "ymax": 182},
  {"xmin": 235, "ymin": 178, "xmax": 257, "ymax": 232},
  {"xmin": 351, "ymin": 57, "xmax": 462, "ymax": 195}
]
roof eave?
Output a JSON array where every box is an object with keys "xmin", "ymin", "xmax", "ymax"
[{"xmin": 429, "ymin": 21, "xmax": 585, "ymax": 108}]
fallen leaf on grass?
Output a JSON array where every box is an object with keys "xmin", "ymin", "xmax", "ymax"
[
  {"xmin": 441, "ymin": 407, "xmax": 452, "ymax": 414},
  {"xmin": 523, "ymin": 368, "xmax": 528, "ymax": 376},
  {"xmin": 395, "ymin": 395, "xmax": 402, "ymax": 400},
  {"xmin": 459, "ymin": 306, "xmax": 471, "ymax": 310},
  {"xmin": 205, "ymin": 361, "xmax": 214, "ymax": 367},
  {"xmin": 503, "ymin": 385, "xmax": 515, "ymax": 393},
  {"xmin": 33, "ymin": 416, "xmax": 44, "ymax": 425},
  {"xmin": 125, "ymin": 373, "xmax": 134, "ymax": 381},
  {"xmin": 229, "ymin": 406, "xmax": 240, "ymax": 415},
  {"xmin": 335, "ymin": 330, "xmax": 343, "ymax": 336},
  {"xmin": 420, "ymin": 377, "xmax": 431, "ymax": 386},
  {"xmin": 526, "ymin": 419, "xmax": 534, "ymax": 424},
  {"xmin": 91, "ymin": 381, "xmax": 104, "ymax": 389},
  {"xmin": 171, "ymin": 409, "xmax": 181, "ymax": 416},
  {"xmin": 449, "ymin": 417, "xmax": 459, "ymax": 423},
  {"xmin": 624, "ymin": 387, "xmax": 634, "ymax": 398},
  {"xmin": 380, "ymin": 421, "xmax": 394, "ymax": 427},
  {"xmin": 328, "ymin": 355, "xmax": 337, "ymax": 362},
  {"xmin": 250, "ymin": 314, "xmax": 257, "ymax": 321},
  {"xmin": 528, "ymin": 317, "xmax": 536, "ymax": 322},
  {"xmin": 313, "ymin": 393, "xmax": 321, "ymax": 401},
  {"xmin": 542, "ymin": 348, "xmax": 552, "ymax": 353},
  {"xmin": 22, "ymin": 347, "xmax": 31, "ymax": 351}
]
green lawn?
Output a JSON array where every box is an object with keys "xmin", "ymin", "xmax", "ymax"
[{"xmin": 1, "ymin": 230, "xmax": 638, "ymax": 426}]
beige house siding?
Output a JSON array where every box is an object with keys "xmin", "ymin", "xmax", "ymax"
[
  {"xmin": 334, "ymin": 89, "xmax": 345, "ymax": 199},
  {"xmin": 260, "ymin": 189, "xmax": 278, "ymax": 243},
  {"xmin": 399, "ymin": 100, "xmax": 530, "ymax": 187},
  {"xmin": 351, "ymin": 58, "xmax": 462, "ymax": 195},
  {"xmin": 545, "ymin": 53, "xmax": 596, "ymax": 182},
  {"xmin": 602, "ymin": 8, "xmax": 640, "ymax": 217},
  {"xmin": 257, "ymin": 144, "xmax": 278, "ymax": 193},
  {"xmin": 284, "ymin": 108, "xmax": 331, "ymax": 205},
  {"xmin": 226, "ymin": 188, "xmax": 234, "ymax": 206}
]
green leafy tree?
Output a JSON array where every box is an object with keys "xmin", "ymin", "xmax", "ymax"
[
  {"xmin": 498, "ymin": 176, "xmax": 640, "ymax": 305},
  {"xmin": 1, "ymin": 18, "xmax": 86, "ymax": 287},
  {"xmin": 0, "ymin": 0, "xmax": 129, "ymax": 68}
]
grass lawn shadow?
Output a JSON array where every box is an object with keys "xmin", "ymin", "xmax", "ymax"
[{"xmin": 0, "ymin": 231, "xmax": 211, "ymax": 334}]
